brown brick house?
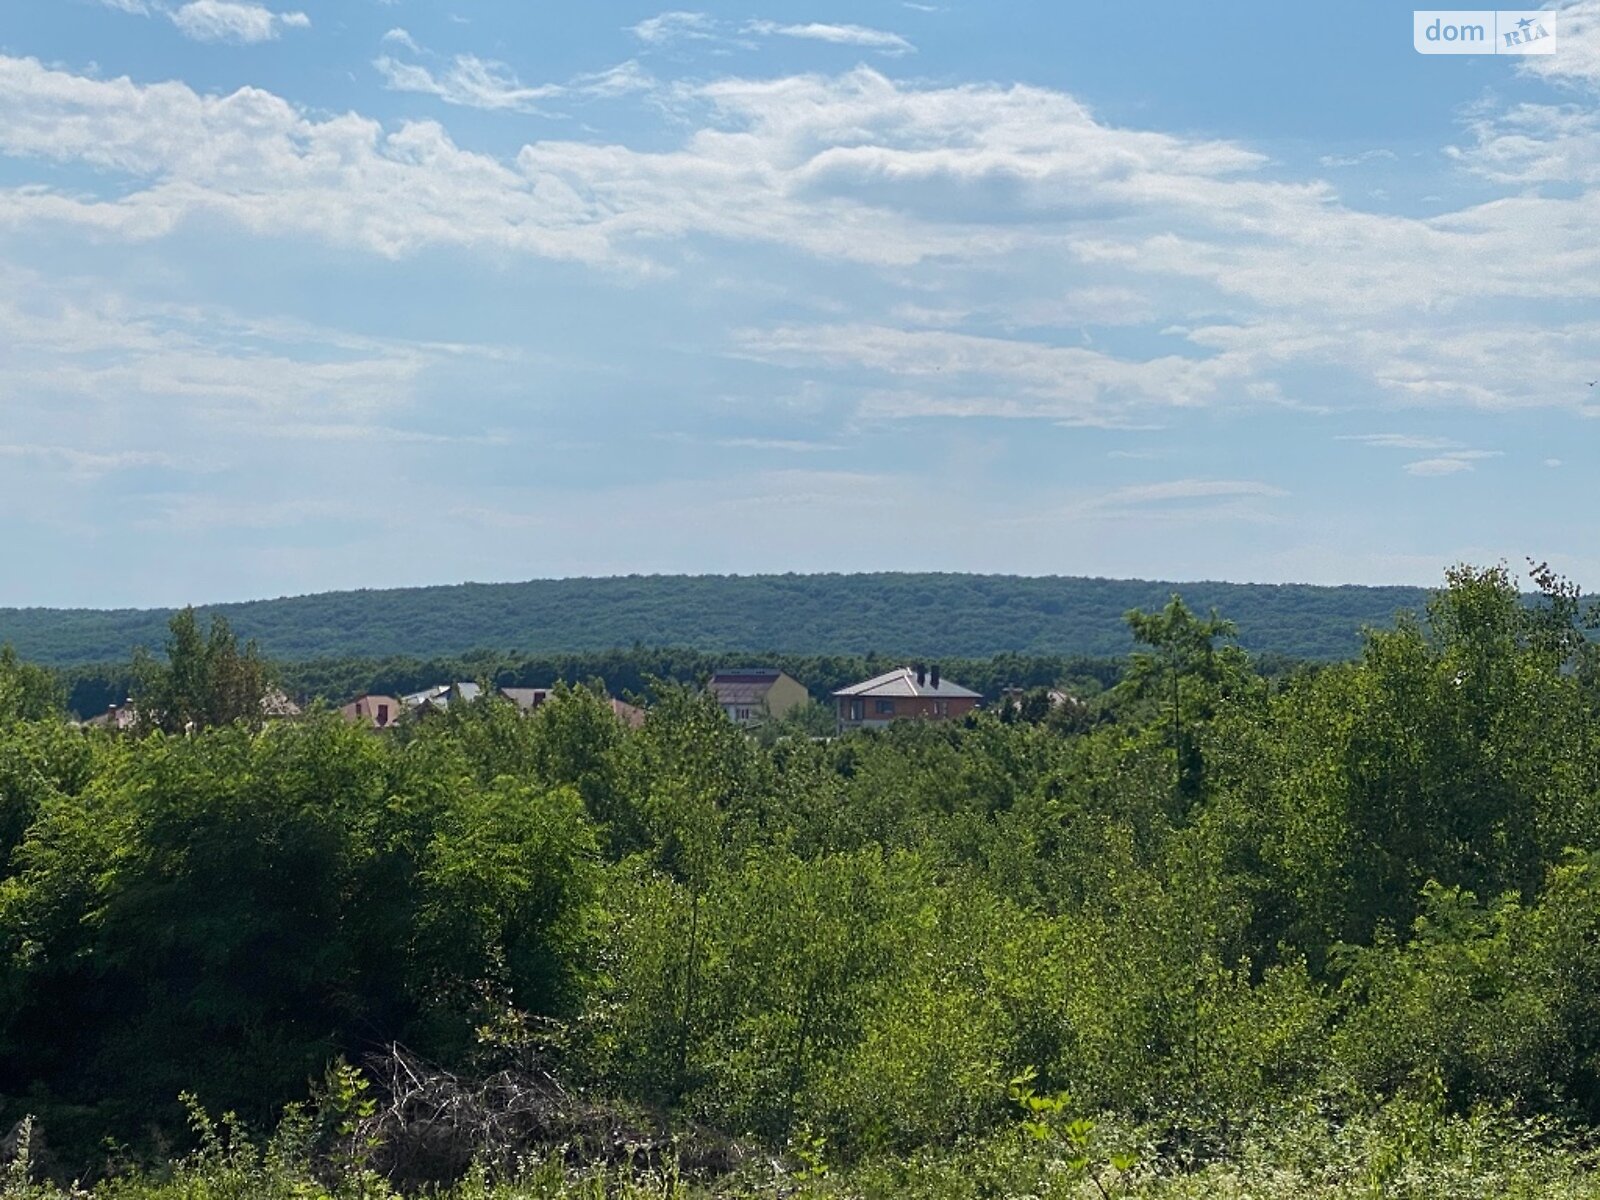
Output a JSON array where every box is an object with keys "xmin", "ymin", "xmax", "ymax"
[{"xmin": 832, "ymin": 665, "xmax": 981, "ymax": 732}]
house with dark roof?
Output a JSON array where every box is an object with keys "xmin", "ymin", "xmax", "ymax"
[
  {"xmin": 832, "ymin": 664, "xmax": 981, "ymax": 732},
  {"xmin": 708, "ymin": 668, "xmax": 810, "ymax": 726}
]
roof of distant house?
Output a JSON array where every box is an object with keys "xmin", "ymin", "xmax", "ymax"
[
  {"xmin": 498, "ymin": 686, "xmax": 645, "ymax": 729},
  {"xmin": 708, "ymin": 668, "xmax": 794, "ymax": 706},
  {"xmin": 833, "ymin": 667, "xmax": 982, "ymax": 700},
  {"xmin": 499, "ymin": 687, "xmax": 547, "ymax": 711},
  {"xmin": 402, "ymin": 682, "xmax": 479, "ymax": 709}
]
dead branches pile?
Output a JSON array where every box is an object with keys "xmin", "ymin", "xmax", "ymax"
[{"xmin": 352, "ymin": 1045, "xmax": 702, "ymax": 1190}]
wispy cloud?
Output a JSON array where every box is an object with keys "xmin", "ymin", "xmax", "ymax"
[
  {"xmin": 375, "ymin": 50, "xmax": 651, "ymax": 112},
  {"xmin": 169, "ymin": 0, "xmax": 309, "ymax": 43},
  {"xmin": 1341, "ymin": 434, "xmax": 1503, "ymax": 476},
  {"xmin": 1338, "ymin": 433, "xmax": 1459, "ymax": 451},
  {"xmin": 375, "ymin": 54, "xmax": 563, "ymax": 112},
  {"xmin": 714, "ymin": 436, "xmax": 842, "ymax": 453},
  {"xmin": 744, "ymin": 20, "xmax": 915, "ymax": 54},
  {"xmin": 628, "ymin": 10, "xmax": 718, "ymax": 44},
  {"xmin": 380, "ymin": 27, "xmax": 420, "ymax": 53},
  {"xmin": 1404, "ymin": 451, "xmax": 1502, "ymax": 476},
  {"xmin": 1318, "ymin": 148, "xmax": 1397, "ymax": 168},
  {"xmin": 1097, "ymin": 479, "xmax": 1287, "ymax": 506},
  {"xmin": 0, "ymin": 443, "xmax": 183, "ymax": 478}
]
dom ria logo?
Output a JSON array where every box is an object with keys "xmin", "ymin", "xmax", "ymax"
[{"xmin": 1414, "ymin": 10, "xmax": 1557, "ymax": 54}]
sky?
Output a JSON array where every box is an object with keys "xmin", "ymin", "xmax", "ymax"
[{"xmin": 1, "ymin": 0, "xmax": 1598, "ymax": 608}]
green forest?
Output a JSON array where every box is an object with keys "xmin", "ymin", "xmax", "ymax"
[
  {"xmin": 7, "ymin": 564, "xmax": 1600, "ymax": 1198},
  {"xmin": 0, "ymin": 573, "xmax": 1435, "ymax": 667}
]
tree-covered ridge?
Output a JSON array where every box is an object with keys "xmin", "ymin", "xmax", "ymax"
[{"xmin": 0, "ymin": 572, "xmax": 1434, "ymax": 667}]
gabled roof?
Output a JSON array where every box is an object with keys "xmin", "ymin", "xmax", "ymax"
[
  {"xmin": 832, "ymin": 668, "xmax": 981, "ymax": 699},
  {"xmin": 402, "ymin": 682, "xmax": 480, "ymax": 710},
  {"xmin": 708, "ymin": 669, "xmax": 791, "ymax": 706},
  {"xmin": 499, "ymin": 686, "xmax": 645, "ymax": 728},
  {"xmin": 499, "ymin": 687, "xmax": 549, "ymax": 711}
]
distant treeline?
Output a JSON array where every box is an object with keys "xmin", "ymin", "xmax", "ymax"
[{"xmin": 1, "ymin": 572, "xmax": 1435, "ymax": 668}]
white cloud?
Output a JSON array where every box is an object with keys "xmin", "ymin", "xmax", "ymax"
[
  {"xmin": 0, "ymin": 442, "xmax": 181, "ymax": 478},
  {"xmin": 169, "ymin": 1, "xmax": 309, "ymax": 43},
  {"xmin": 745, "ymin": 21, "xmax": 914, "ymax": 54},
  {"xmin": 1449, "ymin": 100, "xmax": 1600, "ymax": 185},
  {"xmin": 0, "ymin": 60, "xmax": 1267, "ymax": 273},
  {"xmin": 0, "ymin": 262, "xmax": 506, "ymax": 445},
  {"xmin": 375, "ymin": 54, "xmax": 563, "ymax": 112},
  {"xmin": 1318, "ymin": 148, "xmax": 1397, "ymax": 168},
  {"xmin": 380, "ymin": 27, "xmax": 420, "ymax": 52},
  {"xmin": 571, "ymin": 60, "xmax": 654, "ymax": 97},
  {"xmin": 375, "ymin": 52, "xmax": 653, "ymax": 112},
  {"xmin": 1097, "ymin": 479, "xmax": 1287, "ymax": 505},
  {"xmin": 1517, "ymin": 0, "xmax": 1600, "ymax": 88},
  {"xmin": 1404, "ymin": 450, "xmax": 1502, "ymax": 476},
  {"xmin": 629, "ymin": 11, "xmax": 718, "ymax": 44},
  {"xmin": 95, "ymin": 0, "xmax": 152, "ymax": 12},
  {"xmin": 713, "ymin": 436, "xmax": 841, "ymax": 452},
  {"xmin": 1339, "ymin": 433, "xmax": 1460, "ymax": 450},
  {"xmin": 736, "ymin": 323, "xmax": 1260, "ymax": 425},
  {"xmin": 2, "ymin": 55, "xmax": 1599, "ymax": 429}
]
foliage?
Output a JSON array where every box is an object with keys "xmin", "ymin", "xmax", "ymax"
[
  {"xmin": 129, "ymin": 609, "xmax": 275, "ymax": 733},
  {"xmin": 0, "ymin": 573, "xmax": 1436, "ymax": 669},
  {"xmin": 0, "ymin": 648, "xmax": 60, "ymax": 726},
  {"xmin": 4, "ymin": 563, "xmax": 1600, "ymax": 1196}
]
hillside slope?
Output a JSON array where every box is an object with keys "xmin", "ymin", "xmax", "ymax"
[{"xmin": 0, "ymin": 573, "xmax": 1436, "ymax": 667}]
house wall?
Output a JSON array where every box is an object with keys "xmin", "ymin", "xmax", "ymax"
[
  {"xmin": 763, "ymin": 674, "xmax": 811, "ymax": 719},
  {"xmin": 835, "ymin": 694, "xmax": 979, "ymax": 730}
]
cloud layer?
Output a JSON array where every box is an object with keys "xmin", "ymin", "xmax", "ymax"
[{"xmin": 3, "ymin": 19, "xmax": 1599, "ymax": 601}]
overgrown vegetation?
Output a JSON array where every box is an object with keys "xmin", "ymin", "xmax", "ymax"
[{"xmin": 4, "ymin": 564, "xmax": 1600, "ymax": 1198}]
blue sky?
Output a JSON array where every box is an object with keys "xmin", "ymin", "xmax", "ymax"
[{"xmin": 2, "ymin": 0, "xmax": 1598, "ymax": 607}]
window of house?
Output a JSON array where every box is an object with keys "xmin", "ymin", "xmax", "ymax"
[
  {"xmin": 736, "ymin": 707, "xmax": 752, "ymax": 721},
  {"xmin": 377, "ymin": 703, "xmax": 389, "ymax": 725},
  {"xmin": 935, "ymin": 700, "xmax": 948, "ymax": 716},
  {"xmin": 850, "ymin": 699, "xmax": 865, "ymax": 721},
  {"xmin": 876, "ymin": 699, "xmax": 895, "ymax": 715}
]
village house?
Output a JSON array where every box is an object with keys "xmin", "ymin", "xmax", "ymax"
[
  {"xmin": 402, "ymin": 682, "xmax": 480, "ymax": 713},
  {"xmin": 87, "ymin": 687, "xmax": 302, "ymax": 731},
  {"xmin": 708, "ymin": 668, "xmax": 810, "ymax": 726},
  {"xmin": 339, "ymin": 694, "xmax": 401, "ymax": 728},
  {"xmin": 499, "ymin": 686, "xmax": 646, "ymax": 729},
  {"xmin": 832, "ymin": 664, "xmax": 982, "ymax": 733}
]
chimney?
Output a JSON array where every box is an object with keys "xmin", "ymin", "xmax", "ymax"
[
  {"xmin": 931, "ymin": 664, "xmax": 941, "ymax": 690},
  {"xmin": 916, "ymin": 663, "xmax": 926, "ymax": 687}
]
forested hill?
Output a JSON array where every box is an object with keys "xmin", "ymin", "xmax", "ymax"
[{"xmin": 0, "ymin": 573, "xmax": 1434, "ymax": 666}]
